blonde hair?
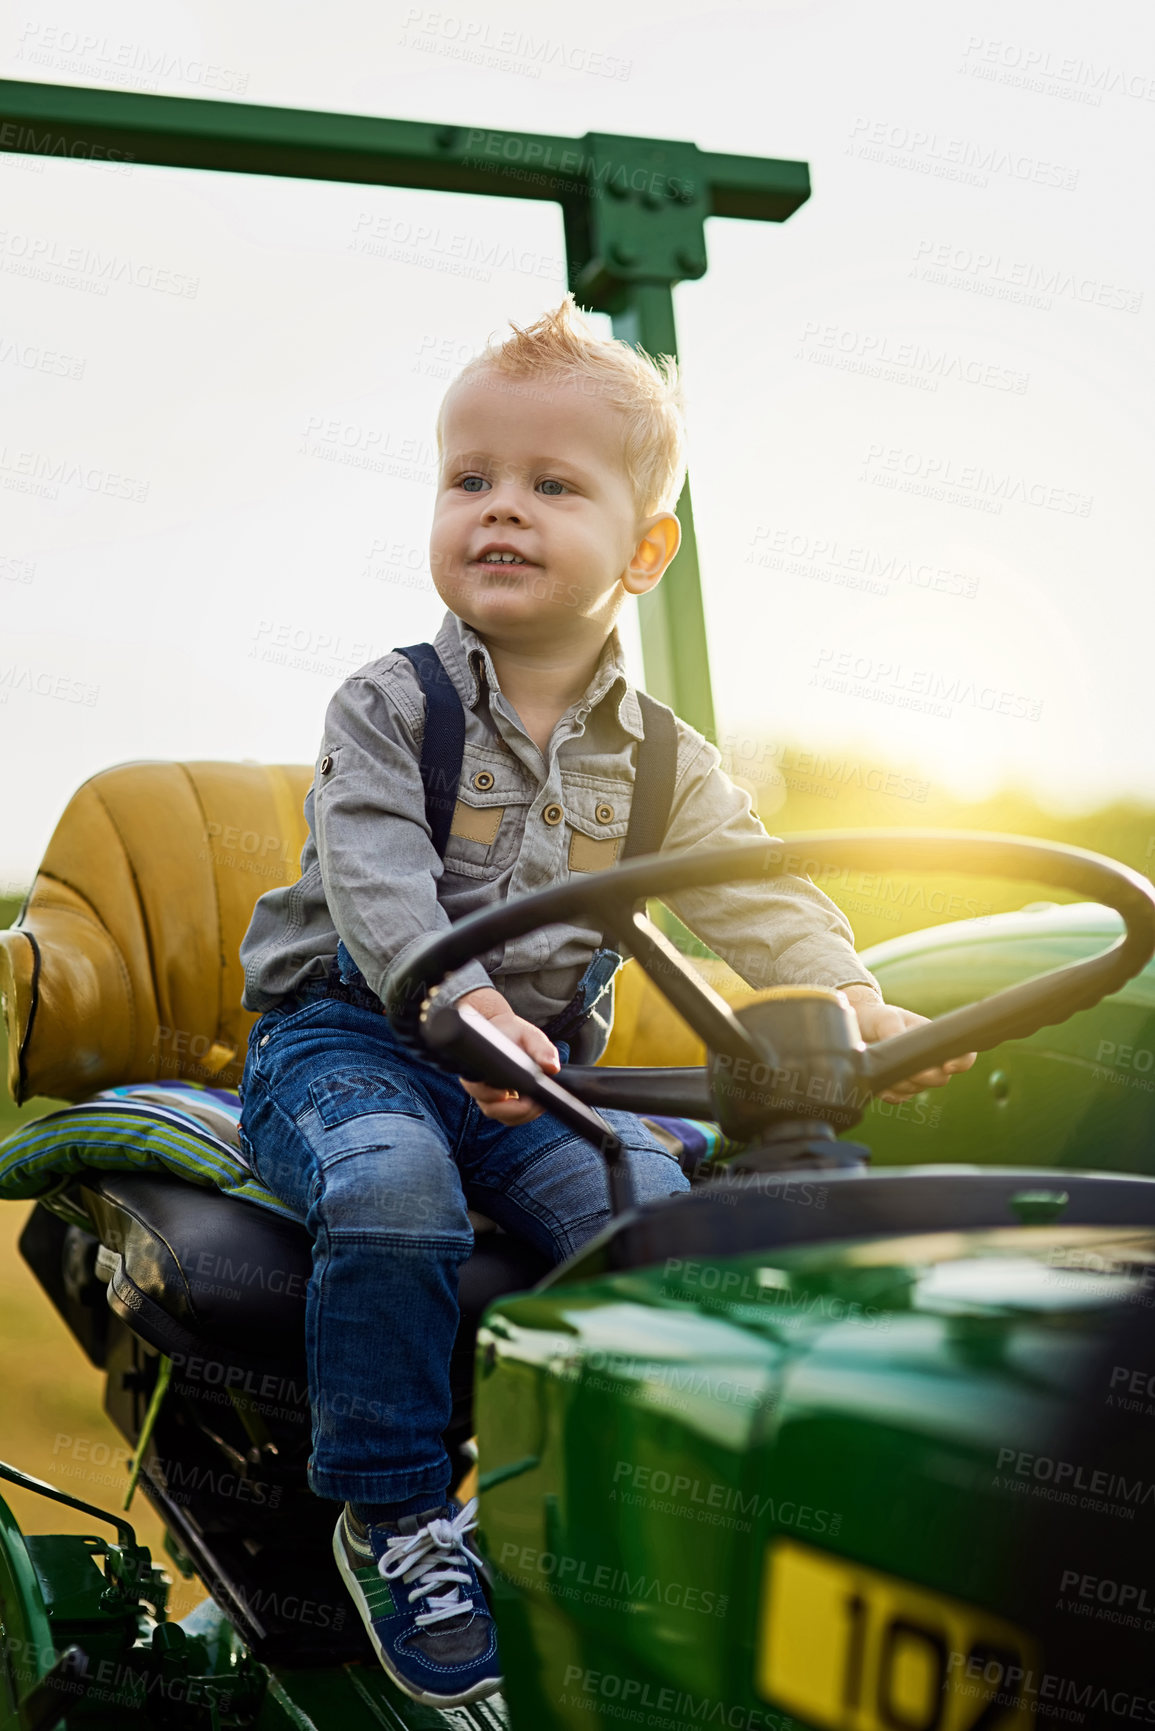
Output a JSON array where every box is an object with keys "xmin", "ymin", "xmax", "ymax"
[{"xmin": 435, "ymin": 293, "xmax": 687, "ymax": 521}]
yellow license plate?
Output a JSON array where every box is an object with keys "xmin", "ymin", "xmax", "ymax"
[{"xmin": 757, "ymin": 1539, "xmax": 1039, "ymax": 1731}]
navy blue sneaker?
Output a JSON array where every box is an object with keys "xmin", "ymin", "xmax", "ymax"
[{"xmin": 333, "ymin": 1495, "xmax": 502, "ymax": 1706}]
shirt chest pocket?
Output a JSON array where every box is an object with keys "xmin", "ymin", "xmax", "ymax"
[
  {"xmin": 563, "ymin": 782, "xmax": 631, "ymax": 874},
  {"xmin": 443, "ymin": 748, "xmax": 533, "ymax": 880}
]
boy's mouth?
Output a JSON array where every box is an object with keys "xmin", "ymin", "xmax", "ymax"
[{"xmin": 468, "ymin": 558, "xmax": 538, "ymax": 580}]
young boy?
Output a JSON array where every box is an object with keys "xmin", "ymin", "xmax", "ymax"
[{"xmin": 236, "ymin": 296, "xmax": 974, "ymax": 1707}]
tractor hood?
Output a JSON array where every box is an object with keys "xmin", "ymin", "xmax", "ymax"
[{"xmin": 477, "ymin": 1212, "xmax": 1155, "ymax": 1730}]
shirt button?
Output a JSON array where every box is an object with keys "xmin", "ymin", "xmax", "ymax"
[
  {"xmin": 596, "ymin": 803, "xmax": 614, "ymax": 824},
  {"xmin": 542, "ymin": 803, "xmax": 564, "ymax": 826},
  {"xmin": 260, "ymin": 1034, "xmax": 270, "ymax": 1047},
  {"xmin": 472, "ymin": 770, "xmax": 495, "ymax": 792},
  {"xmin": 320, "ymin": 754, "xmax": 332, "ymax": 774}
]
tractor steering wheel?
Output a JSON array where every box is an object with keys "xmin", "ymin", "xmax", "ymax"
[{"xmin": 384, "ymin": 834, "xmax": 1155, "ymax": 1204}]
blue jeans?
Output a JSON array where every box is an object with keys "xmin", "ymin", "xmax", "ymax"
[{"xmin": 236, "ymin": 986, "xmax": 689, "ymax": 1505}]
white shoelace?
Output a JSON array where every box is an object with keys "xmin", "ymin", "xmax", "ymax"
[{"xmin": 377, "ymin": 1496, "xmax": 481, "ymax": 1628}]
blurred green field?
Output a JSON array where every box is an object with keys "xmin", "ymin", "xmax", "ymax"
[
  {"xmin": 761, "ymin": 768, "xmax": 1155, "ymax": 954},
  {"xmin": 0, "ymin": 751, "xmax": 1152, "ymax": 1619}
]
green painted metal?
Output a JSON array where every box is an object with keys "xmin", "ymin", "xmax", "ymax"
[
  {"xmin": 0, "ymin": 1516, "xmax": 272, "ymax": 1729},
  {"xmin": 608, "ymin": 286, "xmax": 716, "ymax": 741},
  {"xmin": 0, "ymin": 1490, "xmax": 55, "ymax": 1726},
  {"xmin": 255, "ymin": 1661, "xmax": 511, "ymax": 1730},
  {"xmin": 856, "ymin": 903, "xmax": 1155, "ymax": 1174},
  {"xmin": 0, "ymin": 77, "xmax": 811, "ymax": 734},
  {"xmin": 474, "ymin": 1226, "xmax": 1154, "ymax": 1726},
  {"xmin": 20, "ymin": 1533, "xmax": 149, "ymax": 1727}
]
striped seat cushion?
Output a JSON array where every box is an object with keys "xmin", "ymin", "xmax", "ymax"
[{"xmin": 0, "ymin": 1080, "xmax": 298, "ymax": 1220}]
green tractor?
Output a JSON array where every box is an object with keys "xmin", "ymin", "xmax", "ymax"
[{"xmin": 3, "ymin": 74, "xmax": 1155, "ymax": 1731}]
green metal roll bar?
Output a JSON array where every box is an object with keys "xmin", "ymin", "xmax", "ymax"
[{"xmin": 0, "ymin": 77, "xmax": 811, "ymax": 736}]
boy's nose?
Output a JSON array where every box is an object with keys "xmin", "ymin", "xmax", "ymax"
[{"xmin": 482, "ymin": 498, "xmax": 528, "ymax": 523}]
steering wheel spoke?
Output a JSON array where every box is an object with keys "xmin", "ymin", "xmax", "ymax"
[{"xmin": 606, "ymin": 907, "xmax": 763, "ymax": 1065}]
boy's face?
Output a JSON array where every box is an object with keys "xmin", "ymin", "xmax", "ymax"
[{"xmin": 428, "ymin": 369, "xmax": 678, "ymax": 649}]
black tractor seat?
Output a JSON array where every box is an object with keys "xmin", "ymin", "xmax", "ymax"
[{"xmin": 71, "ymin": 1172, "xmax": 552, "ymax": 1370}]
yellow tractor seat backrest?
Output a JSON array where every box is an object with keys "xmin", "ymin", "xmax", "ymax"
[
  {"xmin": 0, "ymin": 761, "xmax": 311, "ymax": 1103},
  {"xmin": 0, "ymin": 760, "xmax": 753, "ymax": 1106}
]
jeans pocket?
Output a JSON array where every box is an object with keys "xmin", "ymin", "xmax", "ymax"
[{"xmin": 307, "ymin": 1068, "xmax": 426, "ymax": 1128}]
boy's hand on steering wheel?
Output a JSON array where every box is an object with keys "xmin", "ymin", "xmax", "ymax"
[
  {"xmin": 841, "ymin": 984, "xmax": 978, "ymax": 1104},
  {"xmin": 453, "ymin": 987, "xmax": 560, "ymax": 1124}
]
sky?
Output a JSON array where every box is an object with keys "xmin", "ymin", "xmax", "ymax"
[{"xmin": 2, "ymin": 0, "xmax": 1154, "ymax": 885}]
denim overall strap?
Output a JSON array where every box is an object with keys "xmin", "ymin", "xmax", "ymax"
[
  {"xmin": 539, "ymin": 689, "xmax": 679, "ymax": 1058},
  {"xmin": 394, "ymin": 642, "xmax": 466, "ymax": 859},
  {"xmin": 622, "ymin": 691, "xmax": 678, "ymax": 864},
  {"xmin": 327, "ymin": 642, "xmax": 464, "ymax": 1006}
]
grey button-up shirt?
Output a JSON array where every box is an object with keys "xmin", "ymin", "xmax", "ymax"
[{"xmin": 239, "ymin": 610, "xmax": 880, "ymax": 1035}]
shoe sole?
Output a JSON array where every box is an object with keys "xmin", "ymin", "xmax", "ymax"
[{"xmin": 332, "ymin": 1516, "xmax": 504, "ymax": 1709}]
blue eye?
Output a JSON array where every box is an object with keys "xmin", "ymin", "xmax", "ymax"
[
  {"xmin": 539, "ymin": 479, "xmax": 566, "ymax": 496},
  {"xmin": 461, "ymin": 475, "xmax": 488, "ymax": 493}
]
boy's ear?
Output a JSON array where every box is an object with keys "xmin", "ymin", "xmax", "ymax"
[{"xmin": 623, "ymin": 512, "xmax": 681, "ymax": 596}]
